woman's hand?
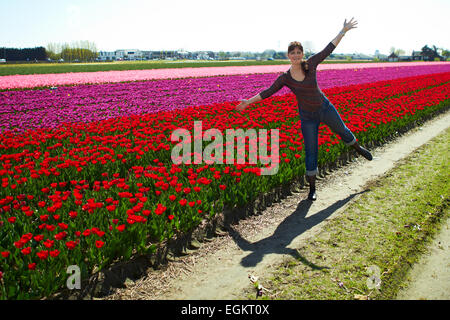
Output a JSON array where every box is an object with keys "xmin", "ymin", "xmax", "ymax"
[
  {"xmin": 235, "ymin": 99, "xmax": 249, "ymax": 111},
  {"xmin": 342, "ymin": 17, "xmax": 358, "ymax": 33}
]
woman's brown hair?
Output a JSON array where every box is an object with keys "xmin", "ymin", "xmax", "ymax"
[{"xmin": 288, "ymin": 41, "xmax": 309, "ymax": 74}]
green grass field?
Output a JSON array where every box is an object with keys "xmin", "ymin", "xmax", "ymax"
[
  {"xmin": 243, "ymin": 127, "xmax": 449, "ymax": 300},
  {"xmin": 0, "ymin": 59, "xmax": 390, "ymax": 76}
]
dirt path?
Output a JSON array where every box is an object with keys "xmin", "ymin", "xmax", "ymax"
[
  {"xmin": 104, "ymin": 110, "xmax": 450, "ymax": 300},
  {"xmin": 396, "ymin": 214, "xmax": 450, "ymax": 300}
]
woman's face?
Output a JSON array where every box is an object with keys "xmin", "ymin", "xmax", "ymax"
[{"xmin": 288, "ymin": 47, "xmax": 304, "ymax": 65}]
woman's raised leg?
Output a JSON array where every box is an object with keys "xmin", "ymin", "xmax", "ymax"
[{"xmin": 320, "ymin": 99, "xmax": 372, "ymax": 160}]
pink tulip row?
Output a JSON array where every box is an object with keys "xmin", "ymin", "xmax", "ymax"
[
  {"xmin": 0, "ymin": 61, "xmax": 448, "ymax": 90},
  {"xmin": 1, "ymin": 64, "xmax": 449, "ymax": 135}
]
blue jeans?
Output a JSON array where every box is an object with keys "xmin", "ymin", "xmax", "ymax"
[{"xmin": 299, "ymin": 97, "xmax": 356, "ymax": 176}]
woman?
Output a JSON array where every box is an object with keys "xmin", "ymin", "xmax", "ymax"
[{"xmin": 235, "ymin": 18, "xmax": 372, "ymax": 201}]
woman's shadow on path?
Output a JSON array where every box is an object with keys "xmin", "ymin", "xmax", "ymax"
[{"xmin": 225, "ymin": 190, "xmax": 368, "ymax": 269}]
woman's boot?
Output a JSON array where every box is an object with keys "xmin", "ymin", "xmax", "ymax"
[
  {"xmin": 306, "ymin": 175, "xmax": 317, "ymax": 201},
  {"xmin": 352, "ymin": 142, "xmax": 373, "ymax": 161}
]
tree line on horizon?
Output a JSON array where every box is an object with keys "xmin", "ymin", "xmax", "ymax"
[
  {"xmin": 0, "ymin": 41, "xmax": 98, "ymax": 62},
  {"xmin": 1, "ymin": 40, "xmax": 449, "ymax": 62}
]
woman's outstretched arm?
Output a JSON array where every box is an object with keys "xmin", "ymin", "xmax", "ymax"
[
  {"xmin": 332, "ymin": 17, "xmax": 358, "ymax": 47},
  {"xmin": 236, "ymin": 73, "xmax": 285, "ymax": 111},
  {"xmin": 235, "ymin": 94, "xmax": 262, "ymax": 111}
]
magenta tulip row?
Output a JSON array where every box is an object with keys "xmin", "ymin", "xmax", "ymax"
[{"xmin": 0, "ymin": 61, "xmax": 448, "ymax": 90}]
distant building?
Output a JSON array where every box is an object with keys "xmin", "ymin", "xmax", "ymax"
[
  {"xmin": 421, "ymin": 46, "xmax": 444, "ymax": 61},
  {"xmin": 350, "ymin": 53, "xmax": 373, "ymax": 60},
  {"xmin": 177, "ymin": 50, "xmax": 190, "ymax": 59},
  {"xmin": 373, "ymin": 50, "xmax": 388, "ymax": 60},
  {"xmin": 115, "ymin": 49, "xmax": 143, "ymax": 60},
  {"xmin": 97, "ymin": 49, "xmax": 144, "ymax": 61},
  {"xmin": 387, "ymin": 48, "xmax": 445, "ymax": 62},
  {"xmin": 388, "ymin": 52, "xmax": 399, "ymax": 62},
  {"xmin": 97, "ymin": 51, "xmax": 116, "ymax": 61},
  {"xmin": 412, "ymin": 51, "xmax": 423, "ymax": 61},
  {"xmin": 398, "ymin": 55, "xmax": 413, "ymax": 62}
]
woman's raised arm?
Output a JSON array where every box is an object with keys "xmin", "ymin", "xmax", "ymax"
[{"xmin": 332, "ymin": 17, "xmax": 358, "ymax": 47}]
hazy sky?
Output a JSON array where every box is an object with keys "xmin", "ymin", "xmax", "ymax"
[{"xmin": 1, "ymin": 0, "xmax": 449, "ymax": 55}]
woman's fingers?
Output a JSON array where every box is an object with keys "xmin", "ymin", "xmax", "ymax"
[
  {"xmin": 236, "ymin": 100, "xmax": 248, "ymax": 109},
  {"xmin": 344, "ymin": 17, "xmax": 358, "ymax": 31}
]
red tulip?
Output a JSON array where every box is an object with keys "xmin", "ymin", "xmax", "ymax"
[
  {"xmin": 69, "ymin": 211, "xmax": 78, "ymax": 219},
  {"xmin": 49, "ymin": 250, "xmax": 60, "ymax": 258},
  {"xmin": 43, "ymin": 239, "xmax": 54, "ymax": 248},
  {"xmin": 66, "ymin": 241, "xmax": 77, "ymax": 250},
  {"xmin": 36, "ymin": 250, "xmax": 49, "ymax": 260},
  {"xmin": 21, "ymin": 247, "xmax": 31, "ymax": 255}
]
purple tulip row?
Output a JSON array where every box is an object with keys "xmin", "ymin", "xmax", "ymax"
[{"xmin": 1, "ymin": 64, "xmax": 449, "ymax": 135}]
